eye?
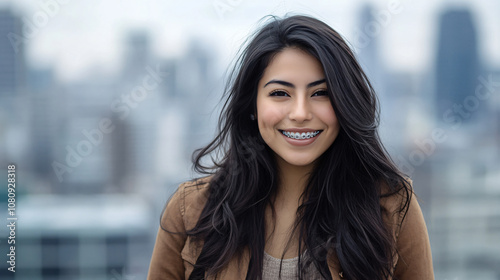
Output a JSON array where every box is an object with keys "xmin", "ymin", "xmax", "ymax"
[
  {"xmin": 312, "ymin": 90, "xmax": 329, "ymax": 97},
  {"xmin": 269, "ymin": 90, "xmax": 290, "ymax": 97}
]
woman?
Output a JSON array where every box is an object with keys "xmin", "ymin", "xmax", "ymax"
[{"xmin": 148, "ymin": 15, "xmax": 434, "ymax": 280}]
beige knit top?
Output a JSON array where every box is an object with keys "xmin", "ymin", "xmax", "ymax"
[{"xmin": 262, "ymin": 251, "xmax": 323, "ymax": 279}]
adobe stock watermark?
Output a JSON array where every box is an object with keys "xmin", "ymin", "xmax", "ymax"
[
  {"xmin": 212, "ymin": 0, "xmax": 243, "ymax": 20},
  {"xmin": 395, "ymin": 74, "xmax": 499, "ymax": 175},
  {"xmin": 7, "ymin": 0, "xmax": 71, "ymax": 54},
  {"xmin": 352, "ymin": 0, "xmax": 404, "ymax": 51},
  {"xmin": 51, "ymin": 64, "xmax": 168, "ymax": 182}
]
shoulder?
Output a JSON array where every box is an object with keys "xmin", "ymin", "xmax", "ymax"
[
  {"xmin": 149, "ymin": 177, "xmax": 212, "ymax": 280},
  {"xmin": 379, "ymin": 177, "xmax": 413, "ymax": 211},
  {"xmin": 379, "ymin": 178, "xmax": 434, "ymax": 278},
  {"xmin": 379, "ymin": 177, "xmax": 429, "ymax": 241},
  {"xmin": 379, "ymin": 178, "xmax": 414, "ymax": 237},
  {"xmin": 169, "ymin": 176, "xmax": 212, "ymax": 230}
]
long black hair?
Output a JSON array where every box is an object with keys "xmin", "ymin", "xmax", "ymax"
[{"xmin": 182, "ymin": 15, "xmax": 411, "ymax": 280}]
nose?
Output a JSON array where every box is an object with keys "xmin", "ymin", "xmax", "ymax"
[{"xmin": 289, "ymin": 95, "xmax": 312, "ymax": 123}]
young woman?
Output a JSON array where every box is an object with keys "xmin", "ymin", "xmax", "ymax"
[{"xmin": 147, "ymin": 15, "xmax": 434, "ymax": 280}]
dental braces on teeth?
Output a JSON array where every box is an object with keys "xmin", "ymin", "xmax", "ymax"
[{"xmin": 281, "ymin": 130, "xmax": 321, "ymax": 140}]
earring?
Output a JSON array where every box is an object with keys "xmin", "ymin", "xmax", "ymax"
[{"xmin": 250, "ymin": 114, "xmax": 255, "ymax": 121}]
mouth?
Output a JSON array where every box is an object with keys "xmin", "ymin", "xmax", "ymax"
[{"xmin": 279, "ymin": 130, "xmax": 322, "ymax": 140}]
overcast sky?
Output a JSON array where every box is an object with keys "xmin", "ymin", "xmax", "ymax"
[{"xmin": 1, "ymin": 0, "xmax": 499, "ymax": 82}]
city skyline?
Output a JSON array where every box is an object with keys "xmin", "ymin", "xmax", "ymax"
[{"xmin": 0, "ymin": 0, "xmax": 499, "ymax": 82}]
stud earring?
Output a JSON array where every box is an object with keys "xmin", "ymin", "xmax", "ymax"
[{"xmin": 250, "ymin": 114, "xmax": 256, "ymax": 121}]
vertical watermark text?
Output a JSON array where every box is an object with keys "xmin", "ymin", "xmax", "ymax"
[{"xmin": 6, "ymin": 164, "xmax": 17, "ymax": 273}]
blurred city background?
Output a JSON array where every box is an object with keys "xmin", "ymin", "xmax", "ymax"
[{"xmin": 0, "ymin": 0, "xmax": 499, "ymax": 279}]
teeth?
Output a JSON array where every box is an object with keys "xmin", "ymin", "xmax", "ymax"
[{"xmin": 281, "ymin": 130, "xmax": 320, "ymax": 139}]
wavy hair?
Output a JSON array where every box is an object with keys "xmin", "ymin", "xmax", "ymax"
[{"xmin": 181, "ymin": 15, "xmax": 411, "ymax": 280}]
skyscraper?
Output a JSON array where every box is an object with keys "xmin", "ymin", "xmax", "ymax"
[
  {"xmin": 0, "ymin": 8, "xmax": 25, "ymax": 97},
  {"xmin": 435, "ymin": 8, "xmax": 480, "ymax": 122},
  {"xmin": 117, "ymin": 30, "xmax": 159, "ymax": 188},
  {"xmin": 0, "ymin": 8, "xmax": 27, "ymax": 170},
  {"xmin": 356, "ymin": 3, "xmax": 382, "ymax": 88}
]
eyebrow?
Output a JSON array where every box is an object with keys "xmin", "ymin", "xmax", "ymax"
[{"xmin": 263, "ymin": 79, "xmax": 326, "ymax": 88}]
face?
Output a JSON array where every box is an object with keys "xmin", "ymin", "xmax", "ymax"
[{"xmin": 256, "ymin": 47, "xmax": 340, "ymax": 169}]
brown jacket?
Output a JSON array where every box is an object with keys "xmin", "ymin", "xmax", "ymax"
[{"xmin": 147, "ymin": 177, "xmax": 434, "ymax": 279}]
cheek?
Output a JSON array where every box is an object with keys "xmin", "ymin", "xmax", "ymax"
[
  {"xmin": 257, "ymin": 102, "xmax": 285, "ymax": 129},
  {"xmin": 318, "ymin": 105, "xmax": 339, "ymax": 129}
]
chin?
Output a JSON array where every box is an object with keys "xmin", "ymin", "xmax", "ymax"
[{"xmin": 280, "ymin": 155, "xmax": 316, "ymax": 168}]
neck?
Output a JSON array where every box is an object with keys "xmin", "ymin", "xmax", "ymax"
[{"xmin": 274, "ymin": 156, "xmax": 314, "ymax": 207}]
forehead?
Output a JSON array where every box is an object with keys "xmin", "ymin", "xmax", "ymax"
[{"xmin": 259, "ymin": 48, "xmax": 325, "ymax": 86}]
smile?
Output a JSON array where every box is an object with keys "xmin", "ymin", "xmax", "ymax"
[{"xmin": 279, "ymin": 130, "xmax": 322, "ymax": 140}]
